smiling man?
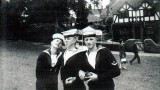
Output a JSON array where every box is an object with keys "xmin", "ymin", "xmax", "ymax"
[{"xmin": 79, "ymin": 26, "xmax": 121, "ymax": 90}]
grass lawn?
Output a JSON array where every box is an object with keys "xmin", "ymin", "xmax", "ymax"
[{"xmin": 0, "ymin": 40, "xmax": 160, "ymax": 90}]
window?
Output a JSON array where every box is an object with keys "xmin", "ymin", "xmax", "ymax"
[
  {"xmin": 119, "ymin": 11, "xmax": 129, "ymax": 18},
  {"xmin": 144, "ymin": 9, "xmax": 155, "ymax": 16},
  {"xmin": 129, "ymin": 11, "xmax": 132, "ymax": 17}
]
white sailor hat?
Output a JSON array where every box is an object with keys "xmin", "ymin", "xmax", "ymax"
[
  {"xmin": 82, "ymin": 26, "xmax": 102, "ymax": 37},
  {"xmin": 61, "ymin": 29, "xmax": 78, "ymax": 37},
  {"xmin": 52, "ymin": 33, "xmax": 65, "ymax": 45}
]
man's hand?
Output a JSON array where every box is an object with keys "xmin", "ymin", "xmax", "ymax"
[
  {"xmin": 85, "ymin": 72, "xmax": 98, "ymax": 82},
  {"xmin": 65, "ymin": 77, "xmax": 76, "ymax": 85},
  {"xmin": 78, "ymin": 70, "xmax": 85, "ymax": 80}
]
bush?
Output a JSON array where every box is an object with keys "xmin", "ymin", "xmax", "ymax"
[
  {"xmin": 144, "ymin": 39, "xmax": 160, "ymax": 53},
  {"xmin": 25, "ymin": 23, "xmax": 56, "ymax": 43}
]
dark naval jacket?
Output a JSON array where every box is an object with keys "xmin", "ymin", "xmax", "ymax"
[
  {"xmin": 36, "ymin": 49, "xmax": 63, "ymax": 90},
  {"xmin": 60, "ymin": 49, "xmax": 87, "ymax": 90},
  {"xmin": 83, "ymin": 47, "xmax": 121, "ymax": 90}
]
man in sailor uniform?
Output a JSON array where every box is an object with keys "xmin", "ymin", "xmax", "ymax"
[
  {"xmin": 79, "ymin": 26, "xmax": 121, "ymax": 90},
  {"xmin": 36, "ymin": 33, "xmax": 64, "ymax": 90},
  {"xmin": 61, "ymin": 29, "xmax": 87, "ymax": 90}
]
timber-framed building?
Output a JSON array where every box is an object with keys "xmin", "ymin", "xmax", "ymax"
[{"xmin": 108, "ymin": 0, "xmax": 160, "ymax": 43}]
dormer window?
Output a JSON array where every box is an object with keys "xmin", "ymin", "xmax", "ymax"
[
  {"xmin": 120, "ymin": 3, "xmax": 133, "ymax": 11},
  {"xmin": 141, "ymin": 2, "xmax": 152, "ymax": 9}
]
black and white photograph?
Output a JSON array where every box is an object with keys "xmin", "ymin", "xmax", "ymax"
[{"xmin": 0, "ymin": 0, "xmax": 160, "ymax": 90}]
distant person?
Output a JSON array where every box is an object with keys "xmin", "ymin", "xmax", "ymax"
[
  {"xmin": 36, "ymin": 33, "xmax": 64, "ymax": 90},
  {"xmin": 119, "ymin": 40, "xmax": 127, "ymax": 70},
  {"xmin": 79, "ymin": 26, "xmax": 121, "ymax": 90},
  {"xmin": 129, "ymin": 42, "xmax": 141, "ymax": 65}
]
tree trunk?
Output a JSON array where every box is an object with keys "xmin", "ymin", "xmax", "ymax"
[{"xmin": 1, "ymin": 0, "xmax": 7, "ymax": 40}]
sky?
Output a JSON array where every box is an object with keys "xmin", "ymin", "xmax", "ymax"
[
  {"xmin": 85, "ymin": 0, "xmax": 110, "ymax": 9},
  {"xmin": 6, "ymin": 0, "xmax": 10, "ymax": 2},
  {"xmin": 102, "ymin": 0, "xmax": 111, "ymax": 8}
]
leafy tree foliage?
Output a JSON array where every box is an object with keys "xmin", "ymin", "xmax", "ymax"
[
  {"xmin": 4, "ymin": 0, "xmax": 91, "ymax": 40},
  {"xmin": 29, "ymin": 0, "xmax": 69, "ymax": 24},
  {"xmin": 68, "ymin": 0, "xmax": 89, "ymax": 29}
]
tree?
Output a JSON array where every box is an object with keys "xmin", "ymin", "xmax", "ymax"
[
  {"xmin": 5, "ymin": 0, "xmax": 90, "ymax": 40},
  {"xmin": 29, "ymin": 0, "xmax": 69, "ymax": 23},
  {"xmin": 68, "ymin": 0, "xmax": 89, "ymax": 29},
  {"xmin": 6, "ymin": 0, "xmax": 33, "ymax": 40},
  {"xmin": 0, "ymin": 0, "xmax": 7, "ymax": 39},
  {"xmin": 91, "ymin": 0, "xmax": 102, "ymax": 9}
]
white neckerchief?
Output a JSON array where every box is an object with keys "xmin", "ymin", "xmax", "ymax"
[
  {"xmin": 51, "ymin": 54, "xmax": 58, "ymax": 67},
  {"xmin": 86, "ymin": 51, "xmax": 97, "ymax": 69},
  {"xmin": 63, "ymin": 47, "xmax": 86, "ymax": 65},
  {"xmin": 43, "ymin": 50, "xmax": 62, "ymax": 67},
  {"xmin": 86, "ymin": 47, "xmax": 105, "ymax": 69},
  {"xmin": 51, "ymin": 52, "xmax": 62, "ymax": 67},
  {"xmin": 64, "ymin": 50, "xmax": 74, "ymax": 65}
]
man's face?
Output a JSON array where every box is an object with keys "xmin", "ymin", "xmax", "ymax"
[
  {"xmin": 64, "ymin": 36, "xmax": 76, "ymax": 48},
  {"xmin": 51, "ymin": 39, "xmax": 62, "ymax": 49},
  {"xmin": 84, "ymin": 37, "xmax": 97, "ymax": 49}
]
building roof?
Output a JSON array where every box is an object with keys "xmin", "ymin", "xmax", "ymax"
[
  {"xmin": 110, "ymin": 0, "xmax": 158, "ymax": 14},
  {"xmin": 155, "ymin": 1, "xmax": 160, "ymax": 11},
  {"xmin": 87, "ymin": 14, "xmax": 101, "ymax": 22}
]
